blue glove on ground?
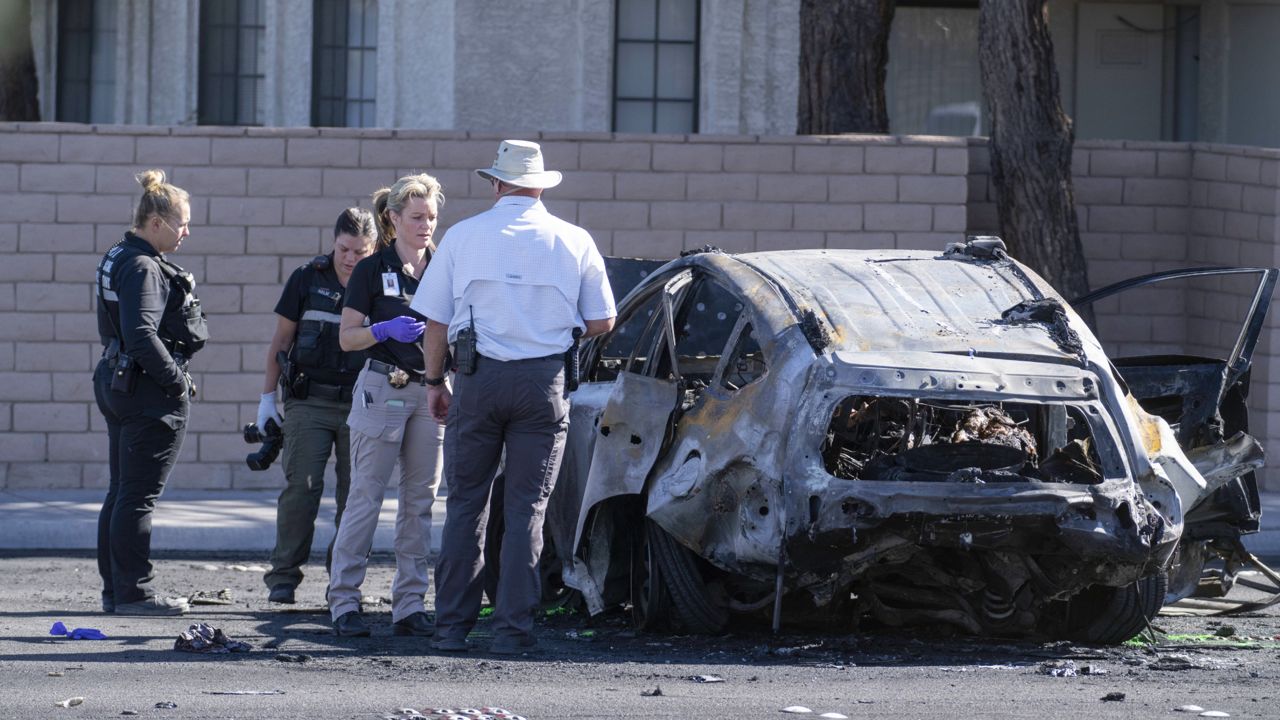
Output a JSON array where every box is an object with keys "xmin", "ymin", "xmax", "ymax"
[{"xmin": 370, "ymin": 316, "xmax": 425, "ymax": 343}]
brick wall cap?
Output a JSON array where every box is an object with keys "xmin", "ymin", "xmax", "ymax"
[
  {"xmin": 392, "ymin": 129, "xmax": 468, "ymax": 140},
  {"xmin": 900, "ymin": 135, "xmax": 968, "ymax": 147},
  {"xmin": 172, "ymin": 125, "xmax": 244, "ymax": 137},
  {"xmin": 245, "ymin": 127, "xmax": 319, "ymax": 138},
  {"xmin": 539, "ymin": 131, "xmax": 617, "ymax": 142},
  {"xmin": 91, "ymin": 124, "xmax": 169, "ymax": 136},
  {"xmin": 317, "ymin": 127, "xmax": 392, "ymax": 139}
]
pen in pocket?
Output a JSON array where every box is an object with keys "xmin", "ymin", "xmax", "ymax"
[{"xmin": 362, "ymin": 391, "xmax": 372, "ymax": 408}]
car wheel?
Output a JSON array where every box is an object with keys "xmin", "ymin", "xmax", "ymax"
[
  {"xmin": 1063, "ymin": 571, "xmax": 1167, "ymax": 644},
  {"xmin": 631, "ymin": 518, "xmax": 672, "ymax": 631},
  {"xmin": 646, "ymin": 519, "xmax": 729, "ymax": 634}
]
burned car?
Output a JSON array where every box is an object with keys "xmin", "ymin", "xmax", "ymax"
[{"xmin": 538, "ymin": 238, "xmax": 1275, "ymax": 643}]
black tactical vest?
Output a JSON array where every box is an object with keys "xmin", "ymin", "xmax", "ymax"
[
  {"xmin": 289, "ymin": 262, "xmax": 366, "ymax": 381},
  {"xmin": 96, "ymin": 236, "xmax": 209, "ymax": 358}
]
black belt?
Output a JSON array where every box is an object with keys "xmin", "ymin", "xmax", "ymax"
[
  {"xmin": 478, "ymin": 352, "xmax": 563, "ymax": 364},
  {"xmin": 308, "ymin": 381, "xmax": 354, "ymax": 402},
  {"xmin": 368, "ymin": 359, "xmax": 424, "ymax": 387}
]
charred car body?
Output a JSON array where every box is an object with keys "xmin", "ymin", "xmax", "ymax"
[{"xmin": 541, "ymin": 239, "xmax": 1275, "ymax": 643}]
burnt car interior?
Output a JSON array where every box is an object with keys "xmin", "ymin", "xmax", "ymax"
[{"xmin": 822, "ymin": 398, "xmax": 1112, "ymax": 485}]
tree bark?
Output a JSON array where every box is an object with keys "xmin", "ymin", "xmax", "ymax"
[
  {"xmin": 978, "ymin": 0, "xmax": 1090, "ymax": 305},
  {"xmin": 0, "ymin": 0, "xmax": 40, "ymax": 122},
  {"xmin": 798, "ymin": 0, "xmax": 894, "ymax": 134}
]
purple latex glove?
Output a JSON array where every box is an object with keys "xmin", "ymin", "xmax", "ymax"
[
  {"xmin": 50, "ymin": 621, "xmax": 107, "ymax": 640},
  {"xmin": 370, "ymin": 316, "xmax": 425, "ymax": 343}
]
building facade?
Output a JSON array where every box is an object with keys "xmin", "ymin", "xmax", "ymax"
[{"xmin": 27, "ymin": 0, "xmax": 1280, "ymax": 148}]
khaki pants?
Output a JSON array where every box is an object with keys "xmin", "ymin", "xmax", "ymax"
[
  {"xmin": 264, "ymin": 394, "xmax": 352, "ymax": 591},
  {"xmin": 327, "ymin": 366, "xmax": 444, "ymax": 623}
]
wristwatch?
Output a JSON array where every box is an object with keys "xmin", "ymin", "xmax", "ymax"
[{"xmin": 424, "ymin": 375, "xmax": 445, "ymax": 387}]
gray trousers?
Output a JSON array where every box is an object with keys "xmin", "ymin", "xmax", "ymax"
[
  {"xmin": 264, "ymin": 395, "xmax": 352, "ymax": 590},
  {"xmin": 328, "ymin": 366, "xmax": 444, "ymax": 623},
  {"xmin": 434, "ymin": 356, "xmax": 568, "ymax": 642}
]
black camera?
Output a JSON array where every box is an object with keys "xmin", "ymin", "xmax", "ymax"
[{"xmin": 243, "ymin": 417, "xmax": 283, "ymax": 471}]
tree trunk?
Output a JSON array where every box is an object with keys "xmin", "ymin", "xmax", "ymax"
[
  {"xmin": 0, "ymin": 0, "xmax": 40, "ymax": 122},
  {"xmin": 798, "ymin": 0, "xmax": 894, "ymax": 134},
  {"xmin": 978, "ymin": 0, "xmax": 1090, "ymax": 306}
]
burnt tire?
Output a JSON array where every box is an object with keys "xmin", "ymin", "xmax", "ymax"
[
  {"xmin": 630, "ymin": 519, "xmax": 672, "ymax": 631},
  {"xmin": 647, "ymin": 519, "xmax": 729, "ymax": 634},
  {"xmin": 1065, "ymin": 571, "xmax": 1167, "ymax": 644}
]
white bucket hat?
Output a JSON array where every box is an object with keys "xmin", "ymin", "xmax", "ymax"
[{"xmin": 475, "ymin": 139, "xmax": 563, "ymax": 189}]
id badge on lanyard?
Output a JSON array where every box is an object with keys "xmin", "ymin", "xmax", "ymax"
[{"xmin": 382, "ymin": 272, "xmax": 401, "ymax": 297}]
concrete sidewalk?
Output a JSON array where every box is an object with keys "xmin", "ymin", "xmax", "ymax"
[
  {"xmin": 2, "ymin": 488, "xmax": 1280, "ymax": 558},
  {"xmin": 0, "ymin": 489, "xmax": 437, "ymax": 554}
]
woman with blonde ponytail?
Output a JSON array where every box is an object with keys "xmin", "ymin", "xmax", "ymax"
[
  {"xmin": 93, "ymin": 169, "xmax": 209, "ymax": 616},
  {"xmin": 326, "ymin": 173, "xmax": 447, "ymax": 638}
]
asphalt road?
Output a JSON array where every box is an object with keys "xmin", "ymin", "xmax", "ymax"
[{"xmin": 1, "ymin": 555, "xmax": 1277, "ymax": 719}]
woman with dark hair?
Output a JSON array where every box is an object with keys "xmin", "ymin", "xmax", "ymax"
[
  {"xmin": 260, "ymin": 207, "xmax": 378, "ymax": 605},
  {"xmin": 326, "ymin": 174, "xmax": 446, "ymax": 637},
  {"xmin": 93, "ymin": 169, "xmax": 208, "ymax": 616}
]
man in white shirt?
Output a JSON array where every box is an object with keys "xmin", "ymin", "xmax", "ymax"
[{"xmin": 412, "ymin": 139, "xmax": 616, "ymax": 654}]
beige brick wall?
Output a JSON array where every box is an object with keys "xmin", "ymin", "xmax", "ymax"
[{"xmin": 0, "ymin": 124, "xmax": 1277, "ymax": 491}]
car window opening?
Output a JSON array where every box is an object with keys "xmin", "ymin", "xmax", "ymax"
[{"xmin": 821, "ymin": 396, "xmax": 1104, "ymax": 484}]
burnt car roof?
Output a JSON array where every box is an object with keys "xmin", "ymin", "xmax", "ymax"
[{"xmin": 726, "ymin": 249, "xmax": 1081, "ymax": 362}]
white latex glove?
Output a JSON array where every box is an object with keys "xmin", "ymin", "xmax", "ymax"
[{"xmin": 257, "ymin": 392, "xmax": 283, "ymax": 430}]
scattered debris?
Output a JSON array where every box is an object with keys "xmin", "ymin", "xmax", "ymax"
[
  {"xmin": 154, "ymin": 701, "xmax": 177, "ymax": 709},
  {"xmin": 819, "ymin": 714, "xmax": 849, "ymax": 719},
  {"xmin": 188, "ymin": 589, "xmax": 234, "ymax": 605},
  {"xmin": 1080, "ymin": 665, "xmax": 1109, "ymax": 676},
  {"xmin": 771, "ymin": 643, "xmax": 822, "ymax": 657},
  {"xmin": 49, "ymin": 621, "xmax": 107, "ymax": 640},
  {"xmin": 224, "ymin": 564, "xmax": 268, "ymax": 572},
  {"xmin": 564, "ymin": 629, "xmax": 596, "ymax": 640},
  {"xmin": 175, "ymin": 623, "xmax": 251, "ymax": 654},
  {"xmin": 1214, "ymin": 626, "xmax": 1236, "ymax": 638},
  {"xmin": 200, "ymin": 690, "xmax": 285, "ymax": 696},
  {"xmin": 193, "ymin": 564, "xmax": 220, "ymax": 571},
  {"xmin": 640, "ymin": 686, "xmax": 663, "ymax": 697},
  {"xmin": 54, "ymin": 697, "xmax": 84, "ymax": 708},
  {"xmin": 1150, "ymin": 654, "xmax": 1200, "ymax": 671},
  {"xmin": 121, "ymin": 711, "xmax": 138, "ymax": 715},
  {"xmin": 1101, "ymin": 692, "xmax": 1126, "ymax": 702},
  {"xmin": 47, "ymin": 671, "xmax": 63, "ymax": 677},
  {"xmin": 689, "ymin": 674, "xmax": 724, "ymax": 683},
  {"xmin": 781, "ymin": 707, "xmax": 813, "ymax": 714},
  {"xmin": 1039, "ymin": 660, "xmax": 1078, "ymax": 677},
  {"xmin": 1199, "ymin": 713, "xmax": 1230, "ymax": 718},
  {"xmin": 275, "ymin": 653, "xmax": 310, "ymax": 663}
]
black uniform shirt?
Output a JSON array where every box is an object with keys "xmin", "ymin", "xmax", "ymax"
[
  {"xmin": 274, "ymin": 255, "xmax": 365, "ymax": 385},
  {"xmin": 96, "ymin": 232, "xmax": 185, "ymax": 394},
  {"xmin": 344, "ymin": 242, "xmax": 431, "ymax": 374}
]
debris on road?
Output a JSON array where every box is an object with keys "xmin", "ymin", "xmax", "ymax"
[
  {"xmin": 640, "ymin": 686, "xmax": 663, "ymax": 697},
  {"xmin": 54, "ymin": 697, "xmax": 83, "ymax": 708},
  {"xmin": 121, "ymin": 710, "xmax": 138, "ymax": 715},
  {"xmin": 819, "ymin": 713, "xmax": 849, "ymax": 719},
  {"xmin": 1038, "ymin": 660, "xmax": 1077, "ymax": 677},
  {"xmin": 1214, "ymin": 625, "xmax": 1236, "ymax": 637},
  {"xmin": 47, "ymin": 671, "xmax": 63, "ymax": 677},
  {"xmin": 1101, "ymin": 692, "xmax": 1126, "ymax": 702},
  {"xmin": 1080, "ymin": 664, "xmax": 1108, "ymax": 675},
  {"xmin": 49, "ymin": 621, "xmax": 107, "ymax": 640},
  {"xmin": 275, "ymin": 653, "xmax": 310, "ymax": 663},
  {"xmin": 188, "ymin": 589, "xmax": 234, "ymax": 605},
  {"xmin": 1176, "ymin": 706, "xmax": 1206, "ymax": 713},
  {"xmin": 1199, "ymin": 713, "xmax": 1231, "ymax": 718},
  {"xmin": 688, "ymin": 674, "xmax": 724, "ymax": 683},
  {"xmin": 1150, "ymin": 654, "xmax": 1200, "ymax": 671},
  {"xmin": 154, "ymin": 701, "xmax": 177, "ymax": 709},
  {"xmin": 781, "ymin": 706, "xmax": 813, "ymax": 714},
  {"xmin": 175, "ymin": 623, "xmax": 251, "ymax": 654},
  {"xmin": 200, "ymin": 690, "xmax": 285, "ymax": 696},
  {"xmin": 770, "ymin": 643, "xmax": 822, "ymax": 657}
]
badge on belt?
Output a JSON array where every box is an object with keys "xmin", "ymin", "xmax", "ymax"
[{"xmin": 387, "ymin": 367, "xmax": 410, "ymax": 388}]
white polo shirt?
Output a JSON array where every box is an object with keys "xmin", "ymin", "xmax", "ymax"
[{"xmin": 412, "ymin": 196, "xmax": 616, "ymax": 362}]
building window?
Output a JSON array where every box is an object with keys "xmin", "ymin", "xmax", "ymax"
[
  {"xmin": 198, "ymin": 0, "xmax": 266, "ymax": 126},
  {"xmin": 886, "ymin": 3, "xmax": 983, "ymax": 136},
  {"xmin": 56, "ymin": 0, "xmax": 116, "ymax": 123},
  {"xmin": 312, "ymin": 0, "xmax": 378, "ymax": 127},
  {"xmin": 613, "ymin": 0, "xmax": 699, "ymax": 133}
]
